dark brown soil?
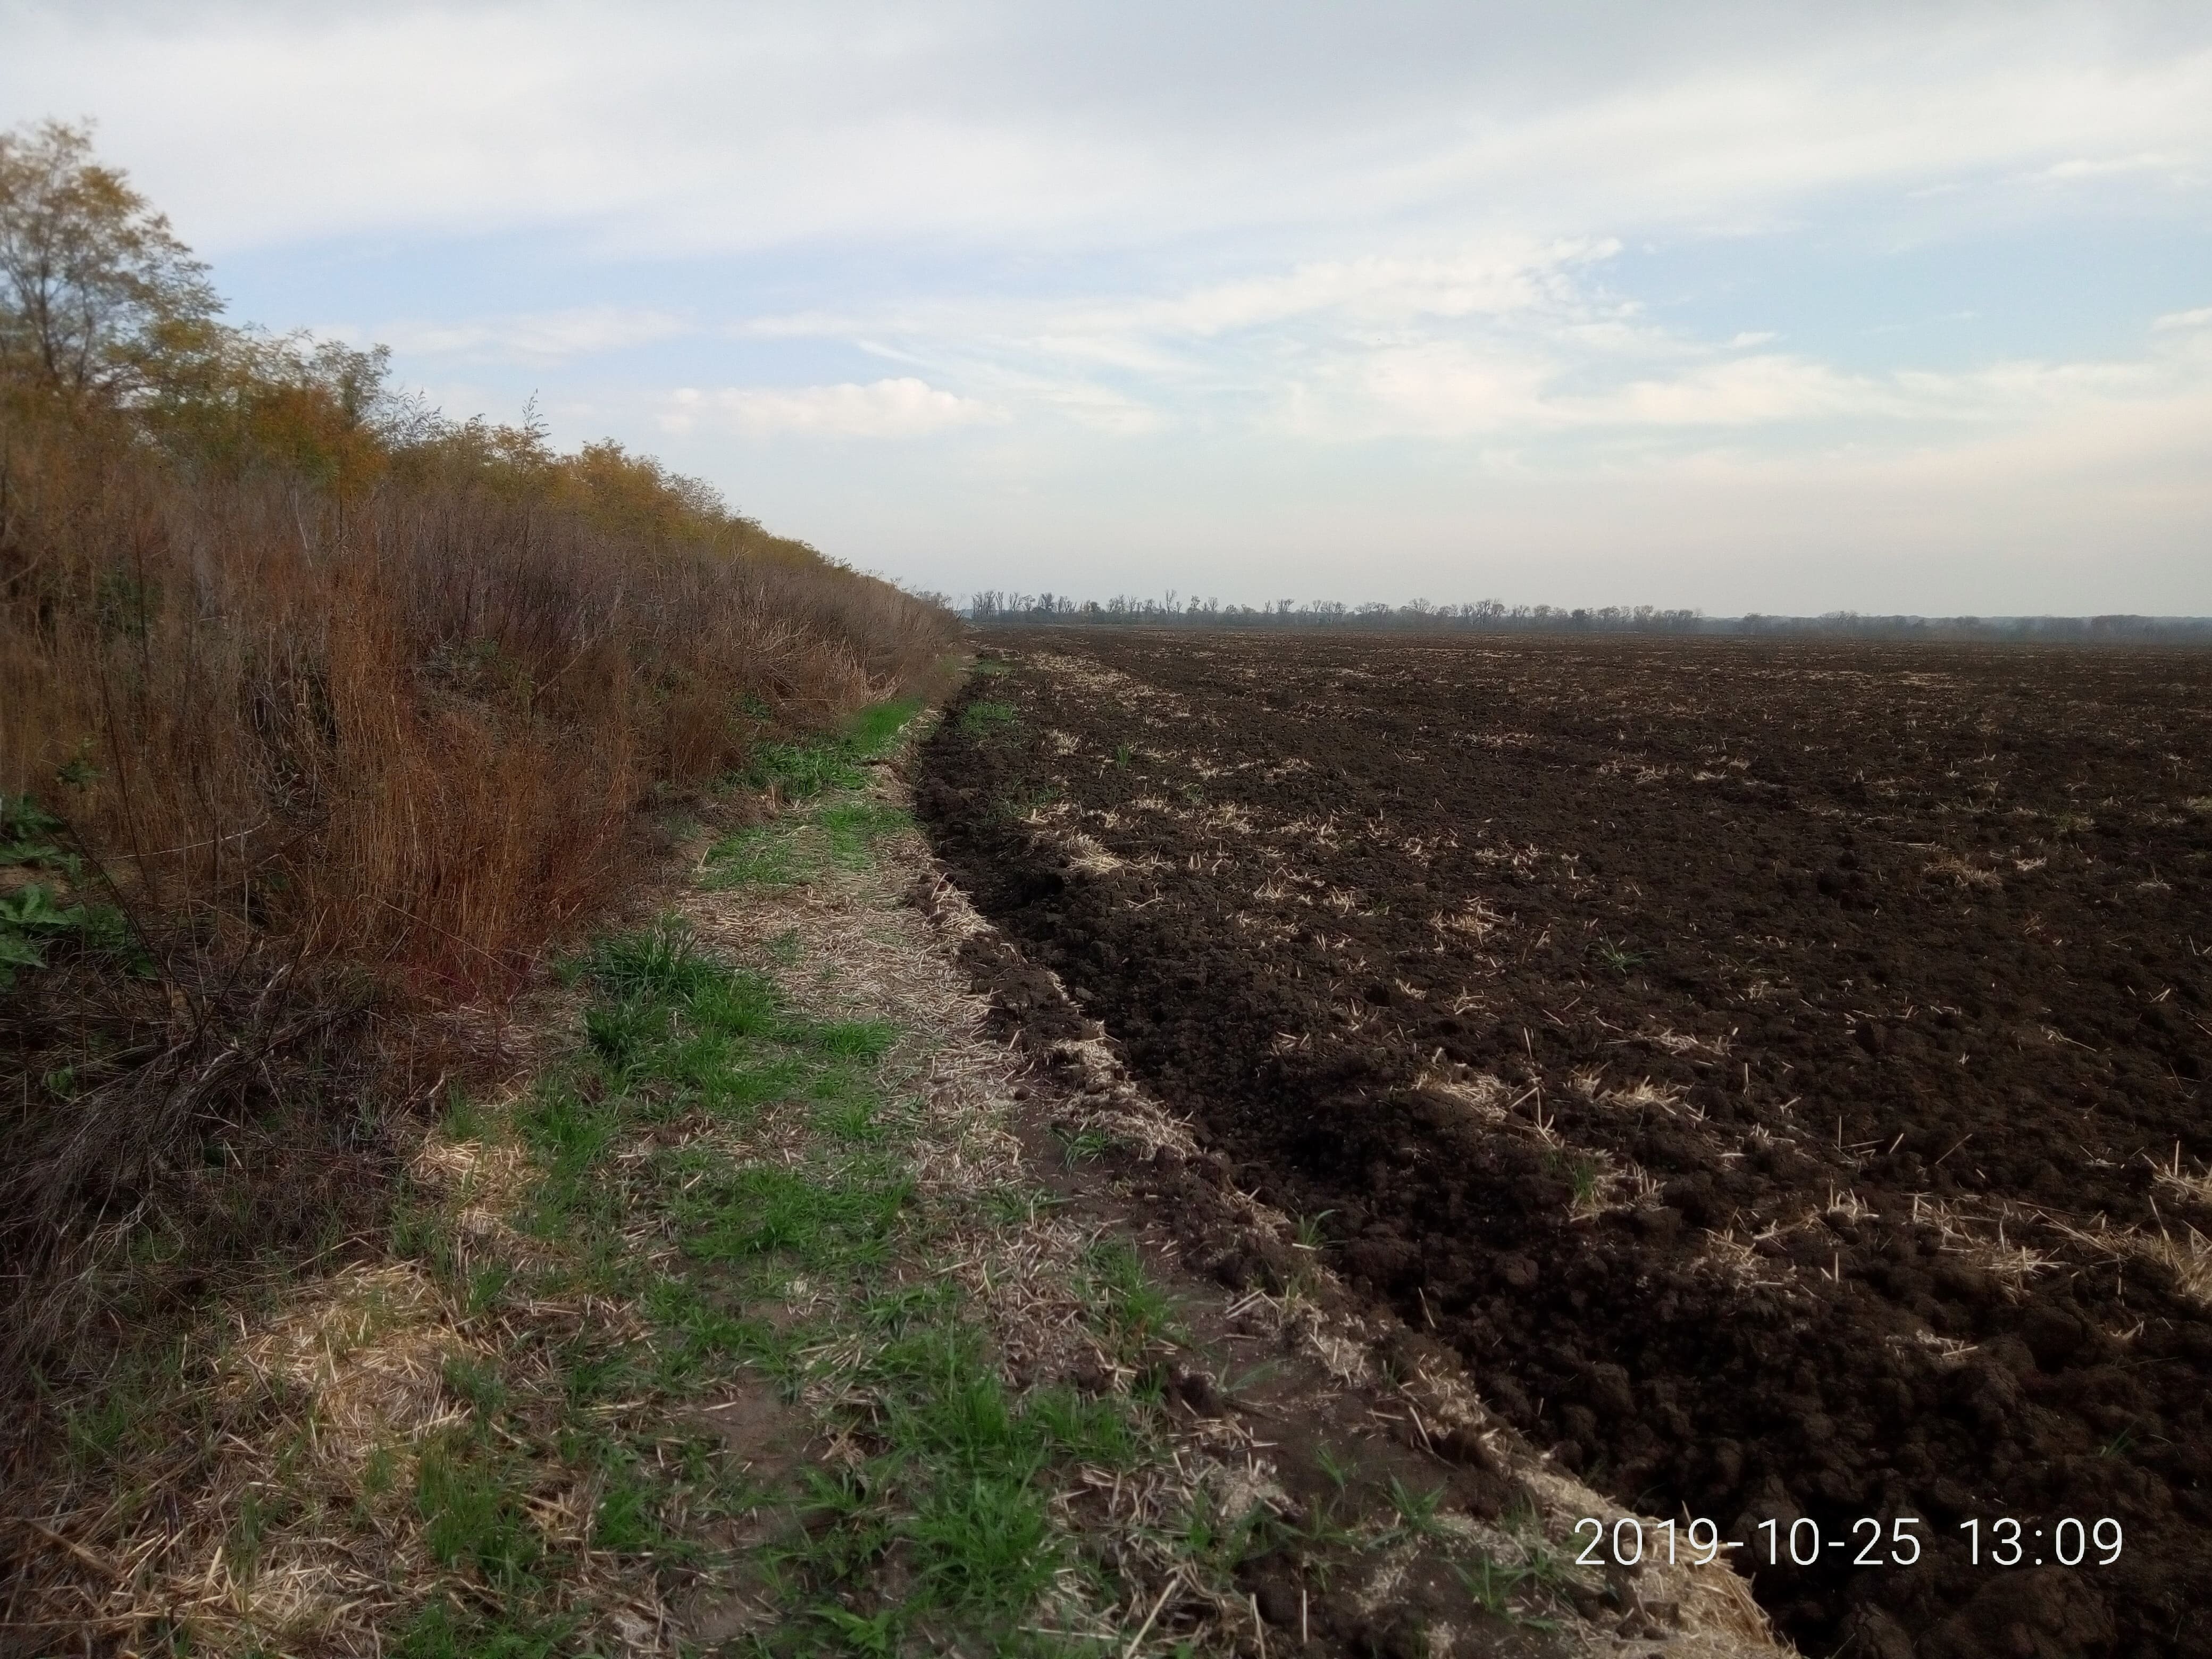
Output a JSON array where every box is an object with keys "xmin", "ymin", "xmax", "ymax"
[{"xmin": 916, "ymin": 630, "xmax": 2212, "ymax": 1658}]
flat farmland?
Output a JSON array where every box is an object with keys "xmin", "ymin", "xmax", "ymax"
[{"xmin": 917, "ymin": 629, "xmax": 2212, "ymax": 1658}]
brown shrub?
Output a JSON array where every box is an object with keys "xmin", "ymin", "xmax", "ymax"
[{"xmin": 0, "ymin": 383, "xmax": 957, "ymax": 1373}]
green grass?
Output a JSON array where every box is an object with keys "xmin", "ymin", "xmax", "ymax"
[
  {"xmin": 393, "ymin": 1598, "xmax": 572, "ymax": 1659},
  {"xmin": 707, "ymin": 800, "xmax": 910, "ymax": 890},
  {"xmin": 1385, "ymin": 1477, "xmax": 1449, "ymax": 1542},
  {"xmin": 579, "ymin": 916, "xmax": 726, "ymax": 1003},
  {"xmin": 1051, "ymin": 1124, "xmax": 1110, "ymax": 1167},
  {"xmin": 819, "ymin": 801, "xmax": 912, "ymax": 868},
  {"xmin": 414, "ymin": 1432, "xmax": 541, "ymax": 1586},
  {"xmin": 674, "ymin": 1164, "xmax": 911, "ymax": 1270},
  {"xmin": 704, "ymin": 823, "xmax": 805, "ymax": 887},
  {"xmin": 846, "ymin": 697, "xmax": 923, "ymax": 758},
  {"xmin": 1453, "ymin": 1559, "xmax": 1559, "ymax": 1630},
  {"xmin": 524, "ymin": 916, "xmax": 1212, "ymax": 1652},
  {"xmin": 1568, "ymin": 1154, "xmax": 1603, "ymax": 1209},
  {"xmin": 957, "ymin": 699, "xmax": 1017, "ymax": 738},
  {"xmin": 743, "ymin": 697, "xmax": 921, "ymax": 800},
  {"xmin": 442, "ymin": 1354, "xmax": 508, "ymax": 1418},
  {"xmin": 1000, "ymin": 783, "xmax": 1059, "ymax": 820},
  {"xmin": 1313, "ymin": 1444, "xmax": 1355, "ymax": 1494},
  {"xmin": 1591, "ymin": 939, "xmax": 1646, "ymax": 974},
  {"xmin": 1081, "ymin": 1238, "xmax": 1181, "ymax": 1360},
  {"xmin": 747, "ymin": 741, "xmax": 866, "ymax": 800}
]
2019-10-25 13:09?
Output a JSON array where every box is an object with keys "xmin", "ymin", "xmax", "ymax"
[{"xmin": 1571, "ymin": 1515, "xmax": 2124, "ymax": 1569}]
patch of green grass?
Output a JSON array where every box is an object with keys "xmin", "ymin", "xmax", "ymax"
[
  {"xmin": 845, "ymin": 697, "xmax": 921, "ymax": 759},
  {"xmin": 748, "ymin": 741, "xmax": 866, "ymax": 800},
  {"xmin": 675, "ymin": 1164, "xmax": 911, "ymax": 1271},
  {"xmin": 815, "ymin": 1094, "xmax": 887, "ymax": 1145},
  {"xmin": 414, "ymin": 1432, "xmax": 541, "ymax": 1587},
  {"xmin": 554, "ymin": 1335, "xmax": 648, "ymax": 1410},
  {"xmin": 580, "ymin": 916, "xmax": 724, "ymax": 1003},
  {"xmin": 583, "ymin": 997, "xmax": 669, "ymax": 1072},
  {"xmin": 368, "ymin": 771, "xmax": 1252, "ymax": 1655},
  {"xmin": 643, "ymin": 1277, "xmax": 786, "ymax": 1388},
  {"xmin": 1081, "ymin": 1238, "xmax": 1180, "ymax": 1359},
  {"xmin": 800, "ymin": 1017, "xmax": 900, "ymax": 1060},
  {"xmin": 906, "ymin": 1468, "xmax": 1060, "ymax": 1615},
  {"xmin": 391, "ymin": 1200, "xmax": 464, "ymax": 1284},
  {"xmin": 227, "ymin": 1487, "xmax": 275, "ymax": 1581},
  {"xmin": 1174, "ymin": 1487, "xmax": 1278, "ymax": 1579},
  {"xmin": 590, "ymin": 1459, "xmax": 667, "ymax": 1553},
  {"xmin": 1312, "ymin": 1445, "xmax": 1355, "ymax": 1494},
  {"xmin": 1293, "ymin": 1211, "xmax": 1334, "ymax": 1253},
  {"xmin": 957, "ymin": 699, "xmax": 1017, "ymax": 738},
  {"xmin": 442, "ymin": 1354, "xmax": 508, "ymax": 1419},
  {"xmin": 392, "ymin": 1598, "xmax": 573, "ymax": 1659},
  {"xmin": 362, "ymin": 1443, "xmax": 398, "ymax": 1498},
  {"xmin": 831, "ymin": 1322, "xmax": 1147, "ymax": 1630},
  {"xmin": 704, "ymin": 823, "xmax": 806, "ymax": 888},
  {"xmin": 1026, "ymin": 1386, "xmax": 1144, "ymax": 1469},
  {"xmin": 515, "ymin": 1081, "xmax": 622, "ymax": 1179},
  {"xmin": 1566, "ymin": 1154, "xmax": 1603, "ymax": 1209},
  {"xmin": 1384, "ymin": 1476, "xmax": 1448, "ymax": 1541},
  {"xmin": 1051, "ymin": 1124, "xmax": 1110, "ymax": 1168},
  {"xmin": 979, "ymin": 1185, "xmax": 1064, "ymax": 1228},
  {"xmin": 819, "ymin": 801, "xmax": 912, "ymax": 868},
  {"xmin": 1452, "ymin": 1558, "xmax": 1564, "ymax": 1632},
  {"xmin": 63, "ymin": 1379, "xmax": 149, "ymax": 1473},
  {"xmin": 743, "ymin": 698, "xmax": 919, "ymax": 803},
  {"xmin": 437, "ymin": 1084, "xmax": 487, "ymax": 1144},
  {"xmin": 1591, "ymin": 939, "xmax": 1646, "ymax": 974},
  {"xmin": 690, "ymin": 970, "xmax": 783, "ymax": 1039}
]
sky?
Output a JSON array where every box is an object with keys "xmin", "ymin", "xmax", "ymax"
[{"xmin": 6, "ymin": 1, "xmax": 2211, "ymax": 614}]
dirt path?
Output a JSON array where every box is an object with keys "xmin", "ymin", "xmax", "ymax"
[{"xmin": 5, "ymin": 705, "xmax": 1785, "ymax": 1657}]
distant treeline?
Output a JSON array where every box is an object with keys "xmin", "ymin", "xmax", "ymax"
[{"xmin": 966, "ymin": 591, "xmax": 2212, "ymax": 643}]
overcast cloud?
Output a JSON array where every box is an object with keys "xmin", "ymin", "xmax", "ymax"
[{"xmin": 6, "ymin": 1, "xmax": 2209, "ymax": 612}]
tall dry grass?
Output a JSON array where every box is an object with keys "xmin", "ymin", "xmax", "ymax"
[{"xmin": 0, "ymin": 383, "xmax": 956, "ymax": 1373}]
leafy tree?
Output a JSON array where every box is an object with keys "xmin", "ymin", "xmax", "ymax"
[
  {"xmin": 0, "ymin": 119, "xmax": 221, "ymax": 398},
  {"xmin": 140, "ymin": 322, "xmax": 418, "ymax": 498}
]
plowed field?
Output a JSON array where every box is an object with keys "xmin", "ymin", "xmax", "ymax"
[{"xmin": 916, "ymin": 630, "xmax": 2212, "ymax": 1658}]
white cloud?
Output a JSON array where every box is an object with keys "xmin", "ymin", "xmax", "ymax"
[
  {"xmin": 2037, "ymin": 151, "xmax": 2188, "ymax": 180},
  {"xmin": 2155, "ymin": 306, "xmax": 2212, "ymax": 331},
  {"xmin": 377, "ymin": 307, "xmax": 689, "ymax": 364},
  {"xmin": 661, "ymin": 378, "xmax": 998, "ymax": 439},
  {"xmin": 1061, "ymin": 241, "xmax": 1622, "ymax": 338},
  {"xmin": 8, "ymin": 3, "xmax": 2210, "ymax": 258},
  {"xmin": 1591, "ymin": 355, "xmax": 1875, "ymax": 426}
]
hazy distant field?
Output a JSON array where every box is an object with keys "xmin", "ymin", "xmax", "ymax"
[{"xmin": 919, "ymin": 629, "xmax": 2212, "ymax": 1657}]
